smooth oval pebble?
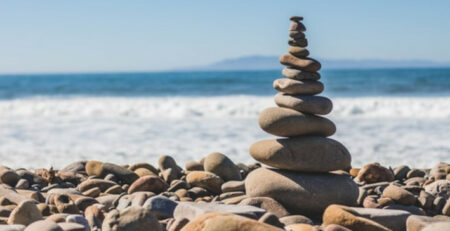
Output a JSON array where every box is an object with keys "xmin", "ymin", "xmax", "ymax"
[
  {"xmin": 24, "ymin": 220, "xmax": 62, "ymax": 231},
  {"xmin": 288, "ymin": 46, "xmax": 309, "ymax": 57},
  {"xmin": 186, "ymin": 171, "xmax": 224, "ymax": 194},
  {"xmin": 181, "ymin": 213, "xmax": 283, "ymax": 231},
  {"xmin": 288, "ymin": 38, "xmax": 308, "ymax": 47},
  {"xmin": 127, "ymin": 175, "xmax": 168, "ymax": 194},
  {"xmin": 289, "ymin": 31, "xmax": 305, "ymax": 40},
  {"xmin": 279, "ymin": 54, "xmax": 321, "ymax": 72},
  {"xmin": 282, "ymin": 68, "xmax": 320, "ymax": 80},
  {"xmin": 289, "ymin": 21, "xmax": 306, "ymax": 32},
  {"xmin": 203, "ymin": 152, "xmax": 242, "ymax": 182},
  {"xmin": 245, "ymin": 168, "xmax": 358, "ymax": 215},
  {"xmin": 273, "ymin": 79, "xmax": 323, "ymax": 95},
  {"xmin": 250, "ymin": 137, "xmax": 351, "ymax": 172},
  {"xmin": 274, "ymin": 93, "xmax": 332, "ymax": 115},
  {"xmin": 259, "ymin": 107, "xmax": 336, "ymax": 137}
]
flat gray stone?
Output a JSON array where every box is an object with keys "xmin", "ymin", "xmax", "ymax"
[
  {"xmin": 352, "ymin": 207, "xmax": 410, "ymax": 231},
  {"xmin": 173, "ymin": 202, "xmax": 265, "ymax": 221}
]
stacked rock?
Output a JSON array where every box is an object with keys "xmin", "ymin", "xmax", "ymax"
[{"xmin": 245, "ymin": 16, "xmax": 359, "ymax": 216}]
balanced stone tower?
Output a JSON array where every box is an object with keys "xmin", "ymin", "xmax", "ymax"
[{"xmin": 245, "ymin": 16, "xmax": 359, "ymax": 216}]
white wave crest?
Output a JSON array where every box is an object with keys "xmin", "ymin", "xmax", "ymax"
[{"xmin": 1, "ymin": 96, "xmax": 449, "ymax": 119}]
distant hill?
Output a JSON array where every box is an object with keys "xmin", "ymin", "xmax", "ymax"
[{"xmin": 180, "ymin": 55, "xmax": 450, "ymax": 71}]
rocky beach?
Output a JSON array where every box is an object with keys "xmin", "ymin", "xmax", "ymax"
[{"xmin": 0, "ymin": 16, "xmax": 449, "ymax": 231}]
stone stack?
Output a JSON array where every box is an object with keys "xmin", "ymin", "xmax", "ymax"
[{"xmin": 245, "ymin": 16, "xmax": 359, "ymax": 216}]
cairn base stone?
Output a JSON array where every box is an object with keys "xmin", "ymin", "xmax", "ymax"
[{"xmin": 245, "ymin": 168, "xmax": 358, "ymax": 215}]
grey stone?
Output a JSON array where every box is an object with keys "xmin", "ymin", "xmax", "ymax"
[
  {"xmin": 173, "ymin": 202, "xmax": 265, "ymax": 221},
  {"xmin": 258, "ymin": 107, "xmax": 336, "ymax": 137},
  {"xmin": 274, "ymin": 93, "xmax": 332, "ymax": 115},
  {"xmin": 352, "ymin": 207, "xmax": 410, "ymax": 231},
  {"xmin": 245, "ymin": 168, "xmax": 358, "ymax": 215},
  {"xmin": 143, "ymin": 196, "xmax": 178, "ymax": 219},
  {"xmin": 102, "ymin": 206, "xmax": 161, "ymax": 231},
  {"xmin": 250, "ymin": 137, "xmax": 350, "ymax": 172}
]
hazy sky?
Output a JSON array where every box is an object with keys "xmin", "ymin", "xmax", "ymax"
[{"xmin": 1, "ymin": 0, "xmax": 450, "ymax": 73}]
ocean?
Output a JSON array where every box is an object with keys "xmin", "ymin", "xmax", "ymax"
[{"xmin": 1, "ymin": 68, "xmax": 449, "ymax": 168}]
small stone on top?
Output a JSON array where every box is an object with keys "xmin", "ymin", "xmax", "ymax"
[{"xmin": 290, "ymin": 16, "xmax": 304, "ymax": 21}]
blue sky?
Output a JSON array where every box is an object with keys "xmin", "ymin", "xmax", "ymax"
[{"xmin": 1, "ymin": 0, "xmax": 450, "ymax": 73}]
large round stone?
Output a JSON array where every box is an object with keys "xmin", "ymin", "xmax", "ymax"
[
  {"xmin": 274, "ymin": 93, "xmax": 332, "ymax": 115},
  {"xmin": 245, "ymin": 168, "xmax": 358, "ymax": 215},
  {"xmin": 273, "ymin": 79, "xmax": 323, "ymax": 95},
  {"xmin": 279, "ymin": 54, "xmax": 321, "ymax": 72},
  {"xmin": 249, "ymin": 137, "xmax": 351, "ymax": 172},
  {"xmin": 258, "ymin": 107, "xmax": 336, "ymax": 137}
]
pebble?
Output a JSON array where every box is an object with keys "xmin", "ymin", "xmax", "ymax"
[
  {"xmin": 356, "ymin": 163, "xmax": 394, "ymax": 184},
  {"xmin": 279, "ymin": 54, "xmax": 321, "ymax": 72},
  {"xmin": 324, "ymin": 224, "xmax": 352, "ymax": 231},
  {"xmin": 7, "ymin": 200, "xmax": 43, "ymax": 226},
  {"xmin": 289, "ymin": 21, "xmax": 306, "ymax": 32},
  {"xmin": 0, "ymin": 168, "xmax": 20, "ymax": 187},
  {"xmin": 258, "ymin": 212, "xmax": 284, "ymax": 228},
  {"xmin": 286, "ymin": 224, "xmax": 315, "ymax": 231},
  {"xmin": 289, "ymin": 16, "xmax": 304, "ymax": 21},
  {"xmin": 127, "ymin": 175, "xmax": 168, "ymax": 194},
  {"xmin": 322, "ymin": 205, "xmax": 390, "ymax": 231},
  {"xmin": 274, "ymin": 93, "xmax": 332, "ymax": 115},
  {"xmin": 245, "ymin": 168, "xmax": 358, "ymax": 215},
  {"xmin": 393, "ymin": 165, "xmax": 411, "ymax": 180},
  {"xmin": 101, "ymin": 163, "xmax": 138, "ymax": 185},
  {"xmin": 422, "ymin": 221, "xmax": 450, "ymax": 231},
  {"xmin": 281, "ymin": 68, "xmax": 320, "ymax": 80},
  {"xmin": 424, "ymin": 180, "xmax": 449, "ymax": 198},
  {"xmin": 288, "ymin": 46, "xmax": 309, "ymax": 58},
  {"xmin": 142, "ymin": 196, "xmax": 178, "ymax": 219},
  {"xmin": 258, "ymin": 107, "xmax": 336, "ymax": 137},
  {"xmin": 128, "ymin": 162, "xmax": 159, "ymax": 175},
  {"xmin": 0, "ymin": 224, "xmax": 26, "ymax": 231},
  {"xmin": 180, "ymin": 213, "xmax": 283, "ymax": 231},
  {"xmin": 273, "ymin": 78, "xmax": 323, "ymax": 95},
  {"xmin": 279, "ymin": 215, "xmax": 313, "ymax": 226},
  {"xmin": 134, "ymin": 168, "xmax": 155, "ymax": 177},
  {"xmin": 288, "ymin": 38, "xmax": 308, "ymax": 47},
  {"xmin": 203, "ymin": 152, "xmax": 242, "ymax": 182},
  {"xmin": 184, "ymin": 161, "xmax": 204, "ymax": 171},
  {"xmin": 77, "ymin": 179, "xmax": 117, "ymax": 193},
  {"xmin": 158, "ymin": 155, "xmax": 182, "ymax": 176},
  {"xmin": 249, "ymin": 137, "xmax": 350, "ymax": 172},
  {"xmin": 221, "ymin": 180, "xmax": 245, "ymax": 193},
  {"xmin": 102, "ymin": 206, "xmax": 161, "ymax": 231},
  {"xmin": 382, "ymin": 184, "xmax": 417, "ymax": 205},
  {"xmin": 406, "ymin": 215, "xmax": 450, "ymax": 231},
  {"xmin": 289, "ymin": 31, "xmax": 306, "ymax": 40},
  {"xmin": 57, "ymin": 222, "xmax": 85, "ymax": 231},
  {"xmin": 239, "ymin": 197, "xmax": 289, "ymax": 218},
  {"xmin": 65, "ymin": 215, "xmax": 89, "ymax": 231},
  {"xmin": 406, "ymin": 169, "xmax": 426, "ymax": 178},
  {"xmin": 173, "ymin": 202, "xmax": 265, "ymax": 221},
  {"xmin": 24, "ymin": 220, "xmax": 62, "ymax": 231},
  {"xmin": 186, "ymin": 171, "xmax": 223, "ymax": 194},
  {"xmin": 352, "ymin": 207, "xmax": 411, "ymax": 231},
  {"xmin": 84, "ymin": 161, "xmax": 103, "ymax": 177}
]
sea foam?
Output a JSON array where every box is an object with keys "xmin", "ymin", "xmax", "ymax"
[
  {"xmin": 1, "ymin": 96, "xmax": 449, "ymax": 119},
  {"xmin": 0, "ymin": 96, "xmax": 449, "ymax": 168}
]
